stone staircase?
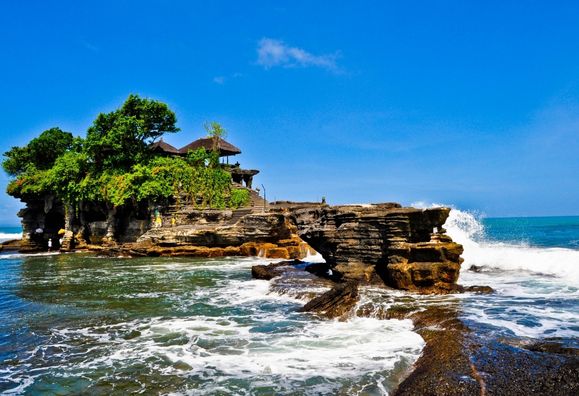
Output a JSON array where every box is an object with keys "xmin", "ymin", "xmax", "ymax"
[
  {"xmin": 228, "ymin": 208, "xmax": 253, "ymax": 224},
  {"xmin": 248, "ymin": 188, "xmax": 267, "ymax": 212},
  {"xmin": 158, "ymin": 188, "xmax": 267, "ymax": 227}
]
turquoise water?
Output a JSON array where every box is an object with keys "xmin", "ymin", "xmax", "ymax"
[
  {"xmin": 0, "ymin": 213, "xmax": 578, "ymax": 395},
  {"xmin": 483, "ymin": 216, "xmax": 579, "ymax": 248}
]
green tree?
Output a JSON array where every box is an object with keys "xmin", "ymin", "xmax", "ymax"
[
  {"xmin": 203, "ymin": 121, "xmax": 227, "ymax": 168},
  {"xmin": 3, "ymin": 95, "xmax": 244, "ymax": 215},
  {"xmin": 85, "ymin": 94, "xmax": 179, "ymax": 171},
  {"xmin": 47, "ymin": 151, "xmax": 90, "ymax": 204},
  {"xmin": 229, "ymin": 188, "xmax": 250, "ymax": 209},
  {"xmin": 2, "ymin": 127, "xmax": 74, "ymax": 176}
]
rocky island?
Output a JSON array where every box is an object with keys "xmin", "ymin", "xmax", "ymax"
[{"xmin": 5, "ymin": 95, "xmax": 466, "ymax": 295}]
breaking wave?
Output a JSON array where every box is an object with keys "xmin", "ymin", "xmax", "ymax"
[
  {"xmin": 412, "ymin": 203, "xmax": 579, "ymax": 338},
  {"xmin": 443, "ymin": 208, "xmax": 579, "ymax": 286}
]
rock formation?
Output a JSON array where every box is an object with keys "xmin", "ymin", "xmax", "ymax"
[
  {"xmin": 275, "ymin": 202, "xmax": 464, "ymax": 293},
  {"xmin": 251, "ymin": 260, "xmax": 303, "ymax": 280},
  {"xmin": 13, "ymin": 194, "xmax": 465, "ymax": 293},
  {"xmin": 299, "ymin": 281, "xmax": 359, "ymax": 319},
  {"xmin": 133, "ymin": 211, "xmax": 313, "ymax": 259}
]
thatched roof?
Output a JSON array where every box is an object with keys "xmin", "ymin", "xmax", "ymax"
[
  {"xmin": 150, "ymin": 139, "xmax": 181, "ymax": 155},
  {"xmin": 179, "ymin": 137, "xmax": 242, "ymax": 157}
]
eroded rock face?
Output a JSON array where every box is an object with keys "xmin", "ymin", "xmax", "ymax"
[
  {"xmin": 126, "ymin": 212, "xmax": 314, "ymax": 259},
  {"xmin": 137, "ymin": 213, "xmax": 291, "ymax": 247},
  {"xmin": 275, "ymin": 203, "xmax": 464, "ymax": 293}
]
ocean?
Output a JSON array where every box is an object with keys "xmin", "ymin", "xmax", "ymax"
[{"xmin": 0, "ymin": 211, "xmax": 577, "ymax": 395}]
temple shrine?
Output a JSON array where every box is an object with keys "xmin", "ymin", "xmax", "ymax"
[{"xmin": 150, "ymin": 137, "xmax": 260, "ymax": 189}]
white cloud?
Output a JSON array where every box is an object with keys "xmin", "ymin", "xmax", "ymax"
[
  {"xmin": 256, "ymin": 38, "xmax": 339, "ymax": 71},
  {"xmin": 212, "ymin": 73, "xmax": 243, "ymax": 85},
  {"xmin": 80, "ymin": 39, "xmax": 99, "ymax": 52}
]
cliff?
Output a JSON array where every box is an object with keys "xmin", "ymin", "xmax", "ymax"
[{"xmin": 275, "ymin": 202, "xmax": 464, "ymax": 294}]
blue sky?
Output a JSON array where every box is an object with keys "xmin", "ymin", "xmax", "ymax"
[{"xmin": 1, "ymin": 1, "xmax": 579, "ymax": 224}]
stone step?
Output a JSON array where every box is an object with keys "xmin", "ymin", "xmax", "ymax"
[{"xmin": 228, "ymin": 208, "xmax": 253, "ymax": 224}]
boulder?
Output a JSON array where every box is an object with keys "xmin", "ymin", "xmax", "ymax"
[
  {"xmin": 251, "ymin": 263, "xmax": 284, "ymax": 280},
  {"xmin": 299, "ymin": 281, "xmax": 359, "ymax": 319},
  {"xmin": 251, "ymin": 260, "xmax": 304, "ymax": 280}
]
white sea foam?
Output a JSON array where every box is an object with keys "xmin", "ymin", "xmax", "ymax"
[
  {"xmin": 304, "ymin": 250, "xmax": 326, "ymax": 263},
  {"xmin": 449, "ymin": 211, "xmax": 579, "ymax": 287},
  {"xmin": 413, "ymin": 202, "xmax": 579, "ymax": 286},
  {"xmin": 413, "ymin": 202, "xmax": 579, "ymax": 338},
  {"xmin": 0, "ymin": 232, "xmax": 22, "ymax": 243},
  {"xmin": 0, "ymin": 252, "xmax": 60, "ymax": 260},
  {"xmin": 43, "ymin": 314, "xmax": 422, "ymax": 395}
]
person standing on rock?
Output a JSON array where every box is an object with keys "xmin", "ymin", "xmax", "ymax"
[{"xmin": 47, "ymin": 238, "xmax": 52, "ymax": 252}]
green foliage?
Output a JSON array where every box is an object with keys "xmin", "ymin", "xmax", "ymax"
[
  {"xmin": 4, "ymin": 95, "xmax": 243, "ymax": 212},
  {"xmin": 2, "ymin": 127, "xmax": 74, "ymax": 176},
  {"xmin": 85, "ymin": 94, "xmax": 179, "ymax": 171},
  {"xmin": 205, "ymin": 121, "xmax": 227, "ymax": 140},
  {"xmin": 229, "ymin": 188, "xmax": 250, "ymax": 209},
  {"xmin": 6, "ymin": 167, "xmax": 51, "ymax": 198},
  {"xmin": 204, "ymin": 121, "xmax": 227, "ymax": 164},
  {"xmin": 47, "ymin": 151, "xmax": 89, "ymax": 203}
]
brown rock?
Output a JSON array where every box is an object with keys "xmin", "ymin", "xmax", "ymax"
[
  {"xmin": 264, "ymin": 247, "xmax": 290, "ymax": 259},
  {"xmin": 464, "ymin": 285, "xmax": 494, "ymax": 294},
  {"xmin": 277, "ymin": 203, "xmax": 465, "ymax": 293},
  {"xmin": 299, "ymin": 281, "xmax": 359, "ymax": 319},
  {"xmin": 137, "ymin": 213, "xmax": 292, "ymax": 247},
  {"xmin": 251, "ymin": 264, "xmax": 282, "ymax": 280},
  {"xmin": 251, "ymin": 260, "xmax": 303, "ymax": 280},
  {"xmin": 1, "ymin": 239, "xmax": 22, "ymax": 251}
]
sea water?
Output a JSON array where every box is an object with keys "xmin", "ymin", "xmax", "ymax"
[
  {"xmin": 0, "ymin": 236, "xmax": 421, "ymax": 394},
  {"xmin": 0, "ymin": 212, "xmax": 578, "ymax": 395},
  {"xmin": 447, "ymin": 212, "xmax": 579, "ymax": 339}
]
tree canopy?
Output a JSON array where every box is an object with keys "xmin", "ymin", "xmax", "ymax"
[
  {"xmin": 3, "ymin": 95, "xmax": 250, "ymax": 210},
  {"xmin": 85, "ymin": 94, "xmax": 179, "ymax": 171},
  {"xmin": 2, "ymin": 127, "xmax": 74, "ymax": 176}
]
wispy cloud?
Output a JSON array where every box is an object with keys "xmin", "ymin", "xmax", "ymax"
[
  {"xmin": 80, "ymin": 39, "xmax": 99, "ymax": 52},
  {"xmin": 256, "ymin": 38, "xmax": 339, "ymax": 71},
  {"xmin": 212, "ymin": 72, "xmax": 243, "ymax": 85}
]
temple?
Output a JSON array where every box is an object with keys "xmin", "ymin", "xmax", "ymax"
[{"xmin": 150, "ymin": 137, "xmax": 260, "ymax": 189}]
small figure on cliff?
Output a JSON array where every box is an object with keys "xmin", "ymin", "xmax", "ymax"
[
  {"xmin": 171, "ymin": 217, "xmax": 176, "ymax": 227},
  {"xmin": 154, "ymin": 208, "xmax": 162, "ymax": 228}
]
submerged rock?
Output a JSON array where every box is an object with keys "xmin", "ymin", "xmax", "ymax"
[
  {"xmin": 251, "ymin": 260, "xmax": 303, "ymax": 280},
  {"xmin": 299, "ymin": 281, "xmax": 359, "ymax": 319},
  {"xmin": 251, "ymin": 264, "xmax": 282, "ymax": 280},
  {"xmin": 463, "ymin": 285, "xmax": 494, "ymax": 294}
]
